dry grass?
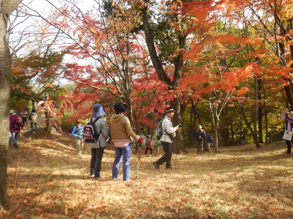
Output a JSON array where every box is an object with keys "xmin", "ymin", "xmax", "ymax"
[{"xmin": 3, "ymin": 132, "xmax": 293, "ymax": 219}]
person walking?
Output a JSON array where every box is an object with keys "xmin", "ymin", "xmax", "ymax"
[
  {"xmin": 153, "ymin": 107, "xmax": 182, "ymax": 170},
  {"xmin": 281, "ymin": 108, "xmax": 293, "ymax": 154},
  {"xmin": 71, "ymin": 119, "xmax": 84, "ymax": 156},
  {"xmin": 89, "ymin": 104, "xmax": 109, "ymax": 179},
  {"xmin": 9, "ymin": 110, "xmax": 23, "ymax": 148},
  {"xmin": 145, "ymin": 135, "xmax": 153, "ymax": 155},
  {"xmin": 20, "ymin": 109, "xmax": 28, "ymax": 126},
  {"xmin": 206, "ymin": 132, "xmax": 213, "ymax": 152},
  {"xmin": 195, "ymin": 125, "xmax": 206, "ymax": 154},
  {"xmin": 110, "ymin": 102, "xmax": 144, "ymax": 181},
  {"xmin": 30, "ymin": 109, "xmax": 38, "ymax": 130}
]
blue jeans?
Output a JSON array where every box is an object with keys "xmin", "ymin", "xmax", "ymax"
[
  {"xmin": 11, "ymin": 132, "xmax": 19, "ymax": 147},
  {"xmin": 112, "ymin": 144, "xmax": 131, "ymax": 181}
]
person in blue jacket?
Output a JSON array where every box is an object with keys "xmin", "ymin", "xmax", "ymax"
[{"xmin": 72, "ymin": 119, "xmax": 84, "ymax": 156}]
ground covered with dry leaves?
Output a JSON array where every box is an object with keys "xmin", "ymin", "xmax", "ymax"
[{"xmin": 3, "ymin": 131, "xmax": 293, "ymax": 219}]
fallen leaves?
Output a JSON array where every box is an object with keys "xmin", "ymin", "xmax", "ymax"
[{"xmin": 6, "ymin": 133, "xmax": 293, "ymax": 218}]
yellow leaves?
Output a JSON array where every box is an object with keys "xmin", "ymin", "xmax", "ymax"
[{"xmin": 78, "ymin": 34, "xmax": 82, "ymax": 41}]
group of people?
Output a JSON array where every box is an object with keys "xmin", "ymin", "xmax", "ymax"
[
  {"xmin": 9, "ymin": 108, "xmax": 38, "ymax": 148},
  {"xmin": 20, "ymin": 108, "xmax": 38, "ymax": 129},
  {"xmin": 194, "ymin": 125, "xmax": 213, "ymax": 154},
  {"xmin": 71, "ymin": 102, "xmax": 144, "ymax": 181},
  {"xmin": 71, "ymin": 103, "xmax": 182, "ymax": 181}
]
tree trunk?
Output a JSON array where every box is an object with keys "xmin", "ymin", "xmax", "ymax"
[
  {"xmin": 253, "ymin": 75, "xmax": 258, "ymax": 144},
  {"xmin": 241, "ymin": 105, "xmax": 261, "ymax": 148},
  {"xmin": 0, "ymin": 0, "xmax": 22, "ymax": 207},
  {"xmin": 0, "ymin": 9, "xmax": 10, "ymax": 208},
  {"xmin": 170, "ymin": 97, "xmax": 188, "ymax": 153},
  {"xmin": 258, "ymin": 79, "xmax": 264, "ymax": 143},
  {"xmin": 142, "ymin": 5, "xmax": 187, "ymax": 154}
]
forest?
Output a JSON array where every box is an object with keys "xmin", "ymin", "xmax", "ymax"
[{"xmin": 1, "ymin": 0, "xmax": 293, "ymax": 218}]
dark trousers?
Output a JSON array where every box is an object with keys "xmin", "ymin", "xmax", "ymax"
[
  {"xmin": 22, "ymin": 117, "xmax": 27, "ymax": 125},
  {"xmin": 145, "ymin": 148, "xmax": 152, "ymax": 155},
  {"xmin": 90, "ymin": 148, "xmax": 105, "ymax": 177},
  {"xmin": 155, "ymin": 141, "xmax": 172, "ymax": 168},
  {"xmin": 285, "ymin": 140, "xmax": 292, "ymax": 153},
  {"xmin": 31, "ymin": 122, "xmax": 37, "ymax": 129}
]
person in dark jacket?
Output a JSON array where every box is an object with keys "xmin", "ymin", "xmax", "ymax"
[
  {"xmin": 281, "ymin": 108, "xmax": 293, "ymax": 154},
  {"xmin": 9, "ymin": 110, "xmax": 23, "ymax": 148},
  {"xmin": 195, "ymin": 125, "xmax": 206, "ymax": 154},
  {"xmin": 206, "ymin": 132, "xmax": 213, "ymax": 152}
]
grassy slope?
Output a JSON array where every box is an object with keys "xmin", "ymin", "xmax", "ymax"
[{"xmin": 3, "ymin": 132, "xmax": 293, "ymax": 219}]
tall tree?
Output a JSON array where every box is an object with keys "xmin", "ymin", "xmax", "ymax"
[
  {"xmin": 140, "ymin": 0, "xmax": 189, "ymax": 153},
  {"xmin": 0, "ymin": 0, "xmax": 22, "ymax": 207}
]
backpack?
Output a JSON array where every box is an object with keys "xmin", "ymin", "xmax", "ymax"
[
  {"xmin": 13, "ymin": 116, "xmax": 23, "ymax": 129},
  {"xmin": 83, "ymin": 117, "xmax": 102, "ymax": 143},
  {"xmin": 68, "ymin": 127, "xmax": 74, "ymax": 134},
  {"xmin": 157, "ymin": 119, "xmax": 164, "ymax": 139}
]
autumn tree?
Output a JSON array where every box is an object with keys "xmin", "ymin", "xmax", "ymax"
[
  {"xmin": 0, "ymin": 0, "xmax": 23, "ymax": 208},
  {"xmin": 137, "ymin": 0, "xmax": 191, "ymax": 153}
]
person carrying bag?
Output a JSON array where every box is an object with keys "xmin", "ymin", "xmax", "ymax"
[{"xmin": 281, "ymin": 108, "xmax": 293, "ymax": 154}]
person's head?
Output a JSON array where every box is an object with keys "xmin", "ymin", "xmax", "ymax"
[
  {"xmin": 198, "ymin": 125, "xmax": 202, "ymax": 130},
  {"xmin": 92, "ymin": 103, "xmax": 106, "ymax": 117},
  {"xmin": 114, "ymin": 102, "xmax": 127, "ymax": 114},
  {"xmin": 76, "ymin": 119, "xmax": 82, "ymax": 126},
  {"xmin": 165, "ymin": 107, "xmax": 175, "ymax": 118},
  {"xmin": 9, "ymin": 110, "xmax": 15, "ymax": 115}
]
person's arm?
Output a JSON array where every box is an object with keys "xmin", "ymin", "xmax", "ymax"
[
  {"xmin": 100, "ymin": 118, "xmax": 109, "ymax": 139},
  {"xmin": 285, "ymin": 113, "xmax": 293, "ymax": 121},
  {"xmin": 124, "ymin": 118, "xmax": 139, "ymax": 140},
  {"xmin": 72, "ymin": 126, "xmax": 78, "ymax": 137}
]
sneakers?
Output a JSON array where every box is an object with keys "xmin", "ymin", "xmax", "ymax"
[
  {"xmin": 166, "ymin": 167, "xmax": 172, "ymax": 170},
  {"xmin": 153, "ymin": 162, "xmax": 159, "ymax": 170}
]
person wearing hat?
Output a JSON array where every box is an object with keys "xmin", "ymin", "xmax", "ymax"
[
  {"xmin": 153, "ymin": 107, "xmax": 182, "ymax": 170},
  {"xmin": 89, "ymin": 104, "xmax": 109, "ymax": 179},
  {"xmin": 9, "ymin": 110, "xmax": 23, "ymax": 148},
  {"xmin": 72, "ymin": 119, "xmax": 84, "ymax": 156},
  {"xmin": 110, "ymin": 102, "xmax": 144, "ymax": 181},
  {"xmin": 195, "ymin": 124, "xmax": 206, "ymax": 154},
  {"xmin": 281, "ymin": 108, "xmax": 293, "ymax": 154}
]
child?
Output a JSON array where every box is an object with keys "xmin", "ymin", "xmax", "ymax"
[
  {"xmin": 145, "ymin": 135, "xmax": 153, "ymax": 155},
  {"xmin": 72, "ymin": 119, "xmax": 84, "ymax": 155}
]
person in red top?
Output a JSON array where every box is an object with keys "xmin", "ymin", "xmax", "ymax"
[
  {"xmin": 145, "ymin": 136, "xmax": 153, "ymax": 155},
  {"xmin": 9, "ymin": 110, "xmax": 23, "ymax": 148}
]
